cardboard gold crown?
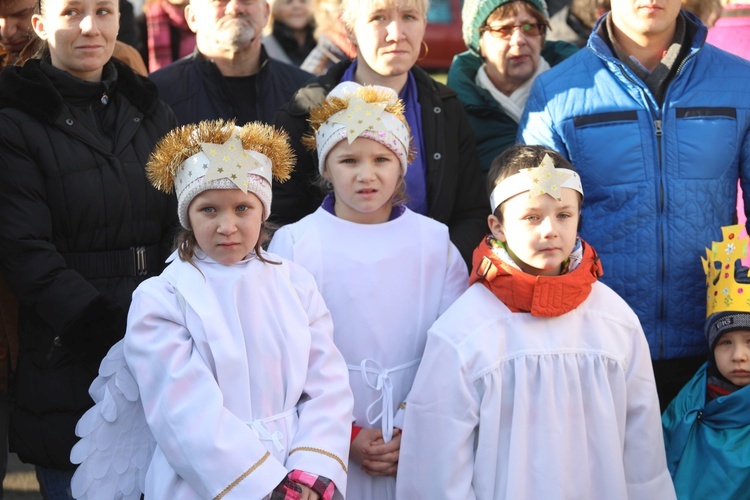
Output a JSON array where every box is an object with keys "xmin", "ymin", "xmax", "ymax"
[{"xmin": 702, "ymin": 224, "xmax": 750, "ymax": 319}]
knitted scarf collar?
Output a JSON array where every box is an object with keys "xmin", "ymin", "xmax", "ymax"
[{"xmin": 469, "ymin": 235, "xmax": 603, "ymax": 317}]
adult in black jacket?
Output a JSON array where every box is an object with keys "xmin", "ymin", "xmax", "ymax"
[
  {"xmin": 149, "ymin": 0, "xmax": 312, "ymax": 126},
  {"xmin": 0, "ymin": 0, "xmax": 177, "ymax": 493},
  {"xmin": 150, "ymin": 47, "xmax": 312, "ymax": 125},
  {"xmin": 271, "ymin": 0, "xmax": 487, "ymax": 268}
]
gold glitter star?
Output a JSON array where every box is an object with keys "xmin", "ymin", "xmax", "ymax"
[
  {"xmin": 329, "ymin": 96, "xmax": 388, "ymax": 144},
  {"xmin": 523, "ymin": 154, "xmax": 573, "ymax": 201},
  {"xmin": 200, "ymin": 135, "xmax": 262, "ymax": 192}
]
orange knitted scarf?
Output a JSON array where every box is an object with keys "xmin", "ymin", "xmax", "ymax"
[{"xmin": 469, "ymin": 237, "xmax": 603, "ymax": 317}]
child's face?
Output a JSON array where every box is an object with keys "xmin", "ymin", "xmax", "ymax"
[
  {"xmin": 488, "ymin": 187, "xmax": 580, "ymax": 276},
  {"xmin": 188, "ymin": 188, "xmax": 263, "ymax": 265},
  {"xmin": 714, "ymin": 330, "xmax": 750, "ymax": 387},
  {"xmin": 324, "ymin": 137, "xmax": 401, "ymax": 224}
]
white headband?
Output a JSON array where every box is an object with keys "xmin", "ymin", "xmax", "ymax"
[
  {"xmin": 315, "ymin": 82, "xmax": 411, "ymax": 173},
  {"xmin": 489, "ymin": 154, "xmax": 583, "ymax": 212},
  {"xmin": 174, "ymin": 132, "xmax": 274, "ymax": 227}
]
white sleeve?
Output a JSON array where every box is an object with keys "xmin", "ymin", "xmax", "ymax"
[
  {"xmin": 283, "ymin": 264, "xmax": 354, "ymax": 496},
  {"xmin": 623, "ymin": 323, "xmax": 677, "ymax": 499},
  {"xmin": 267, "ymin": 225, "xmax": 295, "ymax": 259},
  {"xmin": 439, "ymin": 242, "xmax": 470, "ymax": 315},
  {"xmin": 397, "ymin": 329, "xmax": 479, "ymax": 500},
  {"xmin": 123, "ymin": 279, "xmax": 289, "ymax": 499}
]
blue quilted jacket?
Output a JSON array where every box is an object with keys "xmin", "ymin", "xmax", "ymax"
[{"xmin": 519, "ymin": 11, "xmax": 750, "ymax": 360}]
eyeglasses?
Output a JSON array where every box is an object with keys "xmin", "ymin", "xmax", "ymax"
[{"xmin": 480, "ymin": 22, "xmax": 548, "ymax": 39}]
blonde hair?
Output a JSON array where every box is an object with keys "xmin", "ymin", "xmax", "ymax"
[{"xmin": 340, "ymin": 0, "xmax": 429, "ymax": 31}]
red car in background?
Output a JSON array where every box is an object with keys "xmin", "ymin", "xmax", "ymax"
[{"xmin": 419, "ymin": 0, "xmax": 466, "ymax": 71}]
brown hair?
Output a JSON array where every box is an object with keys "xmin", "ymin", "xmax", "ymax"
[
  {"xmin": 175, "ymin": 221, "xmax": 279, "ymax": 268},
  {"xmin": 487, "ymin": 145, "xmax": 581, "ymax": 222}
]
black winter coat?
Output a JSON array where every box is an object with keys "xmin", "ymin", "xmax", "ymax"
[
  {"xmin": 150, "ymin": 47, "xmax": 313, "ymax": 126},
  {"xmin": 0, "ymin": 58, "xmax": 178, "ymax": 469},
  {"xmin": 271, "ymin": 61, "xmax": 488, "ymax": 268}
]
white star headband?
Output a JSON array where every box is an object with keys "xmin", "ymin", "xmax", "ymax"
[
  {"xmin": 315, "ymin": 82, "xmax": 411, "ymax": 173},
  {"xmin": 173, "ymin": 132, "xmax": 273, "ymax": 196},
  {"xmin": 489, "ymin": 154, "xmax": 584, "ymax": 212}
]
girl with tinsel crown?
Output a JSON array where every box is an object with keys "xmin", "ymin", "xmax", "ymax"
[
  {"xmin": 269, "ymin": 82, "xmax": 468, "ymax": 499},
  {"xmin": 69, "ymin": 120, "xmax": 354, "ymax": 500}
]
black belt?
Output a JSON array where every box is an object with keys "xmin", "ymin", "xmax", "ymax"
[{"xmin": 61, "ymin": 245, "xmax": 161, "ymax": 279}]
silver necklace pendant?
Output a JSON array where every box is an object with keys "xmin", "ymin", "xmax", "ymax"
[{"xmin": 101, "ymin": 93, "xmax": 109, "ymax": 105}]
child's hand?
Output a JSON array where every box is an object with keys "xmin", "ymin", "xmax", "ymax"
[
  {"xmin": 296, "ymin": 483, "xmax": 320, "ymax": 500},
  {"xmin": 350, "ymin": 427, "xmax": 401, "ymax": 477}
]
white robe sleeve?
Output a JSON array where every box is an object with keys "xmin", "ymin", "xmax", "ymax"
[
  {"xmin": 396, "ymin": 330, "xmax": 479, "ymax": 500},
  {"xmin": 282, "ymin": 264, "xmax": 354, "ymax": 497},
  {"xmin": 123, "ymin": 279, "xmax": 289, "ymax": 499},
  {"xmin": 439, "ymin": 242, "xmax": 470, "ymax": 315},
  {"xmin": 622, "ymin": 325, "xmax": 677, "ymax": 499},
  {"xmin": 267, "ymin": 225, "xmax": 294, "ymax": 259}
]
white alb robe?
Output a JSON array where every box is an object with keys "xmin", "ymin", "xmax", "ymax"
[
  {"xmin": 123, "ymin": 252, "xmax": 354, "ymax": 499},
  {"xmin": 397, "ymin": 282, "xmax": 676, "ymax": 500},
  {"xmin": 269, "ymin": 207, "xmax": 468, "ymax": 500}
]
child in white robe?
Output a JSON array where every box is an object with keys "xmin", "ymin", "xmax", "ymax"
[
  {"xmin": 268, "ymin": 82, "xmax": 468, "ymax": 500},
  {"xmin": 70, "ymin": 120, "xmax": 354, "ymax": 500},
  {"xmin": 396, "ymin": 145, "xmax": 676, "ymax": 499}
]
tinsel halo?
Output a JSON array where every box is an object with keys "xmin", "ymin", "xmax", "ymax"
[
  {"xmin": 302, "ymin": 86, "xmax": 416, "ymax": 163},
  {"xmin": 147, "ymin": 119, "xmax": 295, "ymax": 194}
]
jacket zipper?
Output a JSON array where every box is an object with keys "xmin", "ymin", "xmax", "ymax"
[{"xmin": 654, "ymin": 118, "xmax": 665, "ymax": 357}]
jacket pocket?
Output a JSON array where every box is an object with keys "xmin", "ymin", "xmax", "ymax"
[
  {"xmin": 572, "ymin": 111, "xmax": 647, "ymax": 186},
  {"xmin": 674, "ymin": 107, "xmax": 738, "ymax": 179}
]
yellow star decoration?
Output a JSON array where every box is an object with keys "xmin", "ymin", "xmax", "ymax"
[
  {"xmin": 523, "ymin": 154, "xmax": 573, "ymax": 201},
  {"xmin": 329, "ymin": 97, "xmax": 388, "ymax": 144},
  {"xmin": 200, "ymin": 135, "xmax": 261, "ymax": 192}
]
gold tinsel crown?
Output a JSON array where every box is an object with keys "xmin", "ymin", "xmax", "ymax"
[
  {"xmin": 301, "ymin": 86, "xmax": 416, "ymax": 163},
  {"xmin": 146, "ymin": 119, "xmax": 295, "ymax": 194}
]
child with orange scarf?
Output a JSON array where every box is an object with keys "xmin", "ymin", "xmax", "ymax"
[{"xmin": 397, "ymin": 145, "xmax": 675, "ymax": 499}]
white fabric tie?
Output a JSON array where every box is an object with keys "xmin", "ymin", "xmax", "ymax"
[
  {"xmin": 248, "ymin": 407, "xmax": 297, "ymax": 453},
  {"xmin": 348, "ymin": 358, "xmax": 421, "ymax": 443}
]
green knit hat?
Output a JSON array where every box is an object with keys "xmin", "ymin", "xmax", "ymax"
[{"xmin": 462, "ymin": 0, "xmax": 550, "ymax": 55}]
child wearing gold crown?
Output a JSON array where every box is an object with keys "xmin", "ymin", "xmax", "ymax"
[
  {"xmin": 396, "ymin": 145, "xmax": 676, "ymax": 499},
  {"xmin": 662, "ymin": 224, "xmax": 750, "ymax": 499},
  {"xmin": 268, "ymin": 82, "xmax": 468, "ymax": 500},
  {"xmin": 68, "ymin": 120, "xmax": 354, "ymax": 500}
]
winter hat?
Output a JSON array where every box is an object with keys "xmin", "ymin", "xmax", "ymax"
[
  {"xmin": 146, "ymin": 119, "xmax": 294, "ymax": 228},
  {"xmin": 706, "ymin": 311, "xmax": 750, "ymax": 351},
  {"xmin": 303, "ymin": 81, "xmax": 413, "ymax": 174},
  {"xmin": 462, "ymin": 0, "xmax": 550, "ymax": 55}
]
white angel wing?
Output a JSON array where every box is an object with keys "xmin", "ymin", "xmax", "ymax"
[{"xmin": 70, "ymin": 339, "xmax": 155, "ymax": 500}]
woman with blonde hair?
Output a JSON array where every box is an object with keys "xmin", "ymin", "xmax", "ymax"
[{"xmin": 272, "ymin": 0, "xmax": 487, "ymax": 269}]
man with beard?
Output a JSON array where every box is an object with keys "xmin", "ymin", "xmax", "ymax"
[{"xmin": 150, "ymin": 0, "xmax": 311, "ymax": 125}]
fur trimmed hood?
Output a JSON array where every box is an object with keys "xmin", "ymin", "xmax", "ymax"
[{"xmin": 0, "ymin": 57, "xmax": 160, "ymax": 124}]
